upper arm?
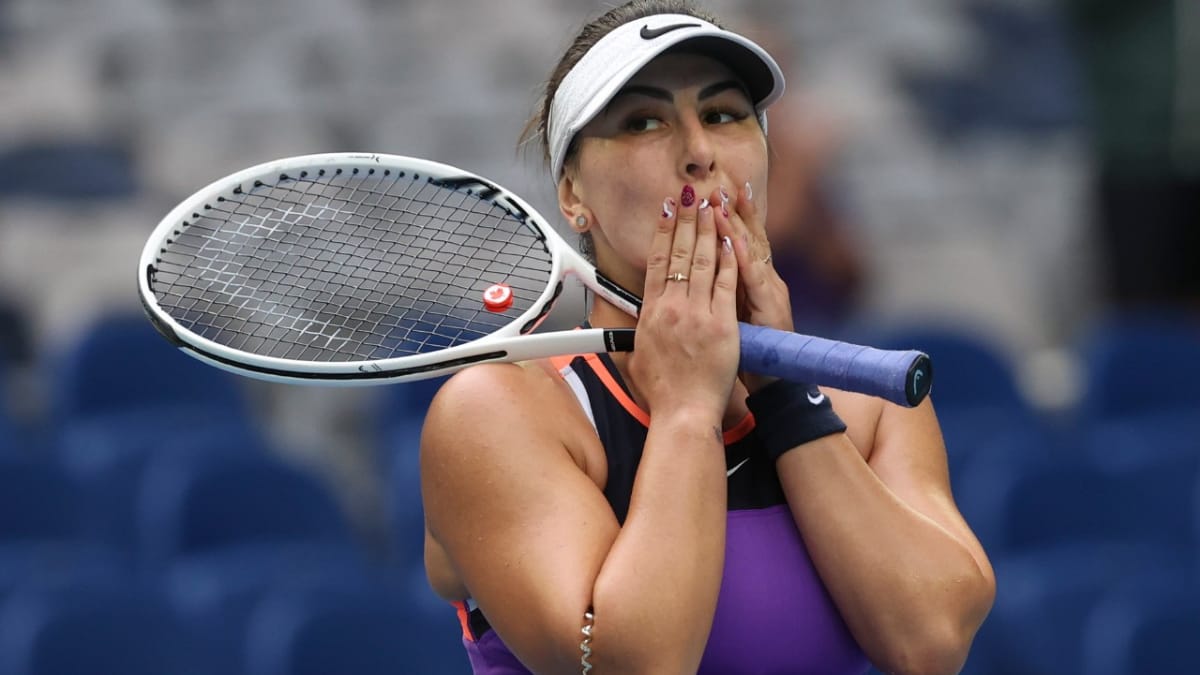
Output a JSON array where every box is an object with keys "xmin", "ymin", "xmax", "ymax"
[
  {"xmin": 867, "ymin": 399, "xmax": 994, "ymax": 581},
  {"xmin": 421, "ymin": 364, "xmax": 618, "ymax": 673}
]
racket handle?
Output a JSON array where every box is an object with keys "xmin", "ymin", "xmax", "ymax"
[{"xmin": 738, "ymin": 323, "xmax": 933, "ymax": 407}]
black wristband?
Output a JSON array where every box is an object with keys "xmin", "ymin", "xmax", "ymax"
[{"xmin": 746, "ymin": 379, "xmax": 847, "ymax": 462}]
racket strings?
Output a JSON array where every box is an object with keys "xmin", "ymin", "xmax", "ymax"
[{"xmin": 152, "ymin": 168, "xmax": 555, "ymax": 362}]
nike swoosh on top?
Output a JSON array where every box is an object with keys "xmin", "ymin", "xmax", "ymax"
[
  {"xmin": 807, "ymin": 391, "xmax": 826, "ymax": 405},
  {"xmin": 726, "ymin": 457, "xmax": 750, "ymax": 477},
  {"xmin": 639, "ymin": 22, "xmax": 701, "ymax": 40}
]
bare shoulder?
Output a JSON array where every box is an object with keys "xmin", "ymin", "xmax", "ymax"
[
  {"xmin": 419, "ymin": 360, "xmax": 617, "ymax": 665},
  {"xmin": 421, "ymin": 359, "xmax": 604, "ymax": 488}
]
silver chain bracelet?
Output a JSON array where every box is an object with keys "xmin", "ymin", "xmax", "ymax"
[{"xmin": 580, "ymin": 607, "xmax": 595, "ymax": 674}]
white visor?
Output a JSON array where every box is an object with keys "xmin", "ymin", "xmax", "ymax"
[{"xmin": 548, "ymin": 13, "xmax": 785, "ymax": 180}]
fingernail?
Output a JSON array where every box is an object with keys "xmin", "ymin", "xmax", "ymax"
[
  {"xmin": 720, "ymin": 186, "xmax": 730, "ymax": 205},
  {"xmin": 722, "ymin": 202, "xmax": 729, "ymax": 217},
  {"xmin": 662, "ymin": 198, "xmax": 675, "ymax": 218},
  {"xmin": 722, "ymin": 235, "xmax": 733, "ymax": 254},
  {"xmin": 681, "ymin": 185, "xmax": 696, "ymax": 207},
  {"xmin": 698, "ymin": 198, "xmax": 710, "ymax": 210},
  {"xmin": 744, "ymin": 181, "xmax": 753, "ymax": 201}
]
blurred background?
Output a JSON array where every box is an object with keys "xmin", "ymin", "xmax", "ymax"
[{"xmin": 0, "ymin": 0, "xmax": 1197, "ymax": 673}]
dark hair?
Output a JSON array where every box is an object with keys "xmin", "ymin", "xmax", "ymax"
[{"xmin": 518, "ymin": 0, "xmax": 724, "ymax": 172}]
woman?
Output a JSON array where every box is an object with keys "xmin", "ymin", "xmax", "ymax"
[{"xmin": 420, "ymin": 2, "xmax": 995, "ymax": 673}]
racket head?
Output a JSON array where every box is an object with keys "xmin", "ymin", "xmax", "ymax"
[{"xmin": 138, "ymin": 153, "xmax": 576, "ymax": 384}]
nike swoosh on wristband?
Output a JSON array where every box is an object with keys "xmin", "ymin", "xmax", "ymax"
[
  {"xmin": 726, "ymin": 457, "xmax": 750, "ymax": 477},
  {"xmin": 807, "ymin": 391, "xmax": 826, "ymax": 405},
  {"xmin": 639, "ymin": 22, "xmax": 701, "ymax": 40}
]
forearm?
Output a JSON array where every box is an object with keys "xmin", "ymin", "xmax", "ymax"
[
  {"xmin": 589, "ymin": 412, "xmax": 728, "ymax": 674},
  {"xmin": 777, "ymin": 436, "xmax": 992, "ymax": 675}
]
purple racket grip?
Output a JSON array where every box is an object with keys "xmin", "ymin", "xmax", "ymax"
[{"xmin": 738, "ymin": 323, "xmax": 932, "ymax": 407}]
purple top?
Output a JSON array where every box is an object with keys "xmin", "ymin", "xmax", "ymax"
[{"xmin": 455, "ymin": 353, "xmax": 870, "ymax": 674}]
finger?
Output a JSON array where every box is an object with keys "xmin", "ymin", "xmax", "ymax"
[
  {"xmin": 735, "ymin": 180, "xmax": 771, "ymax": 263},
  {"xmin": 714, "ymin": 194, "xmax": 756, "ymax": 277},
  {"xmin": 665, "ymin": 184, "xmax": 700, "ymax": 291},
  {"xmin": 712, "ymin": 233, "xmax": 739, "ymax": 317},
  {"xmin": 688, "ymin": 194, "xmax": 719, "ymax": 295},
  {"xmin": 643, "ymin": 196, "xmax": 678, "ymax": 299},
  {"xmin": 737, "ymin": 181, "xmax": 761, "ymax": 235}
]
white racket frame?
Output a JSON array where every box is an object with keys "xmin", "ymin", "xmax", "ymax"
[{"xmin": 138, "ymin": 152, "xmax": 638, "ymax": 385}]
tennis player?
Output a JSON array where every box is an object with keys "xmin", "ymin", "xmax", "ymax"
[{"xmin": 420, "ymin": 1, "xmax": 995, "ymax": 673}]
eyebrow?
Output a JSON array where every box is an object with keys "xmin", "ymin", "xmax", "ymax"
[{"xmin": 608, "ymin": 80, "xmax": 749, "ymax": 106}]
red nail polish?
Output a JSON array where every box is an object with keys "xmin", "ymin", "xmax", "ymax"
[{"xmin": 681, "ymin": 185, "xmax": 696, "ymax": 207}]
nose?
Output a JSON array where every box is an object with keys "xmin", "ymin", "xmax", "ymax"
[{"xmin": 678, "ymin": 117, "xmax": 716, "ymax": 181}]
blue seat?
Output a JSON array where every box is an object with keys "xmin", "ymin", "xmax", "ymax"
[
  {"xmin": 384, "ymin": 426, "xmax": 425, "ymax": 567},
  {"xmin": 866, "ymin": 324, "xmax": 1049, "ymax": 492},
  {"xmin": 1079, "ymin": 409, "xmax": 1200, "ymax": 472},
  {"xmin": 133, "ymin": 447, "xmax": 372, "ymax": 674},
  {"xmin": 871, "ymin": 325, "xmax": 1029, "ymax": 413},
  {"xmin": 0, "ymin": 581, "xmax": 212, "ymax": 675},
  {"xmin": 957, "ymin": 447, "xmax": 1198, "ymax": 559},
  {"xmin": 46, "ymin": 312, "xmax": 254, "ymax": 425},
  {"xmin": 166, "ymin": 544, "xmax": 377, "ymax": 675},
  {"xmin": 58, "ymin": 430, "xmax": 271, "ymax": 558},
  {"xmin": 1081, "ymin": 569, "xmax": 1200, "ymax": 675},
  {"xmin": 244, "ymin": 584, "xmax": 470, "ymax": 675},
  {"xmin": 1074, "ymin": 311, "xmax": 1200, "ymax": 423},
  {"xmin": 373, "ymin": 377, "xmax": 446, "ymax": 458},
  {"xmin": 136, "ymin": 446, "xmax": 359, "ymax": 571},
  {"xmin": 980, "ymin": 541, "xmax": 1188, "ymax": 675},
  {"xmin": 0, "ymin": 140, "xmax": 139, "ymax": 201},
  {"xmin": 954, "ymin": 451, "xmax": 1098, "ymax": 555},
  {"xmin": 0, "ymin": 456, "xmax": 84, "ymax": 545},
  {"xmin": 0, "ymin": 456, "xmax": 128, "ymax": 602}
]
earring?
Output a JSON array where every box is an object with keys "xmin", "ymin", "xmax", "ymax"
[{"xmin": 573, "ymin": 214, "xmax": 589, "ymax": 231}]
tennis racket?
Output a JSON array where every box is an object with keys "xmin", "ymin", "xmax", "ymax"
[{"xmin": 138, "ymin": 153, "xmax": 932, "ymax": 407}]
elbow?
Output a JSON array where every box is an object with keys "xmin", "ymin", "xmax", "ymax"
[
  {"xmin": 873, "ymin": 624, "xmax": 973, "ymax": 675},
  {"xmin": 874, "ymin": 578, "xmax": 996, "ymax": 675}
]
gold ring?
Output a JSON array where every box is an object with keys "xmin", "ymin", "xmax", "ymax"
[
  {"xmin": 666, "ymin": 272, "xmax": 689, "ymax": 282},
  {"xmin": 760, "ymin": 254, "xmax": 772, "ymax": 265}
]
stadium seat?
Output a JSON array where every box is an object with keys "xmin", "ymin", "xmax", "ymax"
[
  {"xmin": 1079, "ymin": 408, "xmax": 1200, "ymax": 472},
  {"xmin": 1081, "ymin": 569, "xmax": 1200, "ymax": 675},
  {"xmin": 57, "ymin": 429, "xmax": 270, "ymax": 558},
  {"xmin": 0, "ymin": 455, "xmax": 128, "ymax": 602},
  {"xmin": 0, "ymin": 140, "xmax": 139, "ymax": 201},
  {"xmin": 865, "ymin": 324, "xmax": 1050, "ymax": 490},
  {"xmin": 866, "ymin": 324, "xmax": 1030, "ymax": 412},
  {"xmin": 373, "ymin": 377, "xmax": 445, "ymax": 459},
  {"xmin": 131, "ymin": 446, "xmax": 373, "ymax": 674},
  {"xmin": 1074, "ymin": 311, "xmax": 1200, "ymax": 423},
  {"xmin": 46, "ymin": 312, "xmax": 254, "ymax": 425},
  {"xmin": 0, "ymin": 455, "xmax": 84, "ymax": 546},
  {"xmin": 0, "ymin": 581, "xmax": 212, "ymax": 675},
  {"xmin": 980, "ymin": 541, "xmax": 1189, "ymax": 675},
  {"xmin": 166, "ymin": 543, "xmax": 377, "ymax": 675},
  {"xmin": 244, "ymin": 584, "xmax": 470, "ymax": 675},
  {"xmin": 956, "ymin": 447, "xmax": 1198, "ymax": 558},
  {"xmin": 384, "ymin": 423, "xmax": 424, "ymax": 566},
  {"xmin": 136, "ymin": 445, "xmax": 358, "ymax": 570}
]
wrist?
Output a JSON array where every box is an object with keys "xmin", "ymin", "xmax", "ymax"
[{"xmin": 746, "ymin": 379, "xmax": 846, "ymax": 462}]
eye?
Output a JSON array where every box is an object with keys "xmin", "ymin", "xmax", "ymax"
[
  {"xmin": 704, "ymin": 109, "xmax": 748, "ymax": 125},
  {"xmin": 624, "ymin": 116, "xmax": 664, "ymax": 133}
]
